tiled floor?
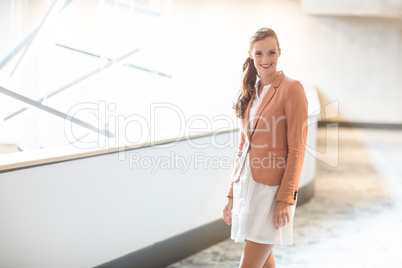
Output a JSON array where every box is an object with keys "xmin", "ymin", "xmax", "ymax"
[{"xmin": 167, "ymin": 127, "xmax": 402, "ymax": 268}]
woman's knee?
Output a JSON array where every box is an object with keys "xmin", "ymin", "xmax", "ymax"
[
  {"xmin": 263, "ymin": 250, "xmax": 275, "ymax": 268},
  {"xmin": 240, "ymin": 240, "xmax": 273, "ymax": 268}
]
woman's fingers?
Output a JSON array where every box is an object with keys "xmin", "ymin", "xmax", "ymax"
[
  {"xmin": 222, "ymin": 207, "xmax": 228, "ymax": 224},
  {"xmin": 274, "ymin": 201, "xmax": 290, "ymax": 229},
  {"xmin": 222, "ymin": 204, "xmax": 232, "ymax": 225},
  {"xmin": 223, "ymin": 199, "xmax": 233, "ymax": 225},
  {"xmin": 274, "ymin": 211, "xmax": 290, "ymax": 229},
  {"xmin": 226, "ymin": 209, "xmax": 232, "ymax": 224},
  {"xmin": 275, "ymin": 214, "xmax": 284, "ymax": 229},
  {"xmin": 274, "ymin": 214, "xmax": 279, "ymax": 229}
]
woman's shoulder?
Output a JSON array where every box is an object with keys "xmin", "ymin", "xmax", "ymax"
[
  {"xmin": 279, "ymin": 74, "xmax": 306, "ymax": 100},
  {"xmin": 279, "ymin": 75, "xmax": 304, "ymax": 94},
  {"xmin": 282, "ymin": 74, "xmax": 302, "ymax": 87}
]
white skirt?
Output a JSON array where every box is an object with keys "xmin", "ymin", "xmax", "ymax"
[{"xmin": 231, "ymin": 152, "xmax": 297, "ymax": 245}]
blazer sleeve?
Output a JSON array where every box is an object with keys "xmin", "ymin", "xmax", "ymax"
[
  {"xmin": 276, "ymin": 81, "xmax": 308, "ymax": 205},
  {"xmin": 226, "ymin": 119, "xmax": 246, "ymax": 198}
]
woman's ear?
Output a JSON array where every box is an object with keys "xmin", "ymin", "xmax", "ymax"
[
  {"xmin": 278, "ymin": 48, "xmax": 282, "ymax": 57},
  {"xmin": 248, "ymin": 51, "xmax": 253, "ymax": 59}
]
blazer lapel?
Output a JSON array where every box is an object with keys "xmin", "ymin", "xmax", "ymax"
[{"xmin": 246, "ymin": 71, "xmax": 286, "ymax": 141}]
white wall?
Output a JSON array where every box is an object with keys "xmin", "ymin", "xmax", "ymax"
[
  {"xmin": 0, "ymin": 121, "xmax": 318, "ymax": 268},
  {"xmin": 170, "ymin": 0, "xmax": 402, "ymax": 124},
  {"xmin": 297, "ymin": 15, "xmax": 402, "ymax": 124},
  {"xmin": 0, "ymin": 133, "xmax": 235, "ymax": 268},
  {"xmin": 301, "ymin": 0, "xmax": 402, "ymax": 17}
]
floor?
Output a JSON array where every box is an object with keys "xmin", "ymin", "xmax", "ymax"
[{"xmin": 167, "ymin": 126, "xmax": 402, "ymax": 268}]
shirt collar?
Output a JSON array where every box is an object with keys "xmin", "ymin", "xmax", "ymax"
[
  {"xmin": 273, "ymin": 70, "xmax": 285, "ymax": 88},
  {"xmin": 254, "ymin": 80, "xmax": 272, "ymax": 100},
  {"xmin": 254, "ymin": 70, "xmax": 285, "ymax": 90}
]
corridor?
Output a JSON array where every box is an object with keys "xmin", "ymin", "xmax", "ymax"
[{"xmin": 169, "ymin": 126, "xmax": 402, "ymax": 268}]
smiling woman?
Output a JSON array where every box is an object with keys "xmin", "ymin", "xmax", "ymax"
[
  {"xmin": 250, "ymin": 37, "xmax": 281, "ymax": 89},
  {"xmin": 223, "ymin": 27, "xmax": 309, "ymax": 268}
]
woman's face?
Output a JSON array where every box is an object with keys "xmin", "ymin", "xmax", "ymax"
[{"xmin": 248, "ymin": 37, "xmax": 281, "ymax": 78}]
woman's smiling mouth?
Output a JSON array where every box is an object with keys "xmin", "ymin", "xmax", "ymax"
[{"xmin": 261, "ymin": 64, "xmax": 272, "ymax": 69}]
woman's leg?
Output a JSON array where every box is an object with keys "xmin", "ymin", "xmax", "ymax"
[
  {"xmin": 263, "ymin": 250, "xmax": 275, "ymax": 268},
  {"xmin": 239, "ymin": 240, "xmax": 273, "ymax": 268}
]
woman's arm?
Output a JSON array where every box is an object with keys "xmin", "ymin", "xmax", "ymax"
[
  {"xmin": 222, "ymin": 197, "xmax": 233, "ymax": 225},
  {"xmin": 276, "ymin": 81, "xmax": 308, "ymax": 205}
]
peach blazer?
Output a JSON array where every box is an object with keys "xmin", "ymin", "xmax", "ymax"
[{"xmin": 227, "ymin": 71, "xmax": 308, "ymax": 205}]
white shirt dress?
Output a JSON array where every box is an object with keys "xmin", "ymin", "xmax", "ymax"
[{"xmin": 231, "ymin": 83, "xmax": 298, "ymax": 245}]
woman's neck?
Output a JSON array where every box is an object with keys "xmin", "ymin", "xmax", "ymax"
[{"xmin": 259, "ymin": 71, "xmax": 278, "ymax": 88}]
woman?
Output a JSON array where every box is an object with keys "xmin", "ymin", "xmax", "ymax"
[{"xmin": 222, "ymin": 28, "xmax": 308, "ymax": 268}]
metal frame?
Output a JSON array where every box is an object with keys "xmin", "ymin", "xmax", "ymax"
[
  {"xmin": 3, "ymin": 48, "xmax": 140, "ymax": 122},
  {"xmin": 0, "ymin": 0, "xmax": 168, "ymax": 142},
  {"xmin": 9, "ymin": 0, "xmax": 73, "ymax": 77},
  {"xmin": 102, "ymin": 0, "xmax": 160, "ymax": 17},
  {"xmin": 0, "ymin": 86, "xmax": 112, "ymax": 137}
]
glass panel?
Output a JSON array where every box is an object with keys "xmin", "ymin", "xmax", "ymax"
[
  {"xmin": 0, "ymin": 0, "xmax": 237, "ymax": 155},
  {"xmin": 0, "ymin": 0, "xmax": 175, "ymax": 153}
]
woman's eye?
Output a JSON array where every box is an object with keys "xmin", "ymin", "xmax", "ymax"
[
  {"xmin": 256, "ymin": 52, "xmax": 262, "ymax": 56},
  {"xmin": 270, "ymin": 51, "xmax": 276, "ymax": 55}
]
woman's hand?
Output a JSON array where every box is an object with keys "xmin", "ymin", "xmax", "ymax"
[
  {"xmin": 274, "ymin": 201, "xmax": 290, "ymax": 229},
  {"xmin": 222, "ymin": 198, "xmax": 233, "ymax": 225}
]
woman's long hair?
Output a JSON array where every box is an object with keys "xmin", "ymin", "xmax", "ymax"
[{"xmin": 233, "ymin": 28, "xmax": 280, "ymax": 119}]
